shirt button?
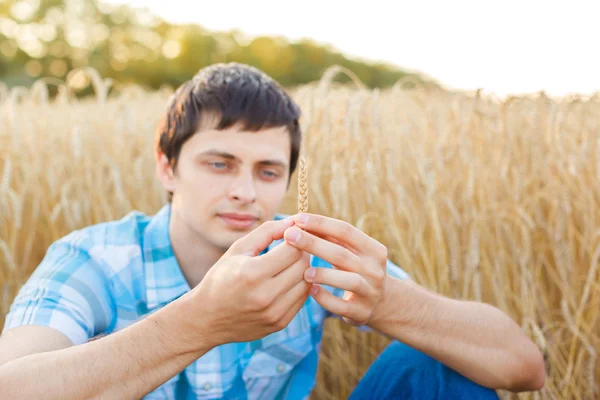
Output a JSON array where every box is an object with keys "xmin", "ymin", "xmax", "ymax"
[
  {"xmin": 276, "ymin": 364, "xmax": 286, "ymax": 373},
  {"xmin": 203, "ymin": 382, "xmax": 212, "ymax": 391}
]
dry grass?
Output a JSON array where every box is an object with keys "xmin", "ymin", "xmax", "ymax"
[{"xmin": 1, "ymin": 67, "xmax": 600, "ymax": 399}]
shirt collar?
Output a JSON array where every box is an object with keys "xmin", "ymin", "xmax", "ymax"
[{"xmin": 143, "ymin": 203, "xmax": 190, "ymax": 312}]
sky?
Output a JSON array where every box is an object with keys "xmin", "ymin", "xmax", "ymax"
[{"xmin": 102, "ymin": 0, "xmax": 600, "ymax": 98}]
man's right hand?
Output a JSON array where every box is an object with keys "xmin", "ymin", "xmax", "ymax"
[{"xmin": 181, "ymin": 217, "xmax": 311, "ymax": 348}]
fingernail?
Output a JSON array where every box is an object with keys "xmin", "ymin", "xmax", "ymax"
[
  {"xmin": 305, "ymin": 268, "xmax": 316, "ymax": 282},
  {"xmin": 287, "ymin": 228, "xmax": 301, "ymax": 243},
  {"xmin": 284, "ymin": 216, "xmax": 294, "ymax": 223},
  {"xmin": 295, "ymin": 214, "xmax": 309, "ymax": 226},
  {"xmin": 310, "ymin": 284, "xmax": 320, "ymax": 295}
]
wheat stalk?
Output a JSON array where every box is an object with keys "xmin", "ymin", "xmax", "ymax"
[{"xmin": 298, "ymin": 156, "xmax": 309, "ymax": 213}]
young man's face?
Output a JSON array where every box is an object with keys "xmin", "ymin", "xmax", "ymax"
[{"xmin": 158, "ymin": 121, "xmax": 292, "ymax": 252}]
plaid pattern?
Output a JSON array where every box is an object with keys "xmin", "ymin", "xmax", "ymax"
[{"xmin": 3, "ymin": 204, "xmax": 409, "ymax": 399}]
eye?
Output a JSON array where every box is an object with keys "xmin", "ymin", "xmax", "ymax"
[
  {"xmin": 211, "ymin": 162, "xmax": 227, "ymax": 169},
  {"xmin": 261, "ymin": 170, "xmax": 279, "ymax": 179}
]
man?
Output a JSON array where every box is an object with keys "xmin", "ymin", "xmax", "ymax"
[{"xmin": 0, "ymin": 63, "xmax": 545, "ymax": 399}]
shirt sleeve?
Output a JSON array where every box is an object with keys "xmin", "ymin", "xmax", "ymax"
[{"xmin": 2, "ymin": 237, "xmax": 116, "ymax": 345}]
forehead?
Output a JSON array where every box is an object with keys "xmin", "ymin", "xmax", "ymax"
[{"xmin": 182, "ymin": 124, "xmax": 291, "ymax": 163}]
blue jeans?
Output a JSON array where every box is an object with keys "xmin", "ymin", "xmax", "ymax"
[{"xmin": 348, "ymin": 341, "xmax": 500, "ymax": 400}]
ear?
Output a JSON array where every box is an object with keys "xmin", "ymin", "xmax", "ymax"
[{"xmin": 156, "ymin": 152, "xmax": 177, "ymax": 193}]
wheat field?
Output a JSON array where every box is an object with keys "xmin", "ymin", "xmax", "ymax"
[{"xmin": 1, "ymin": 66, "xmax": 599, "ymax": 399}]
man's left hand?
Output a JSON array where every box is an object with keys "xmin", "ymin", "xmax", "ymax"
[{"xmin": 282, "ymin": 213, "xmax": 389, "ymax": 326}]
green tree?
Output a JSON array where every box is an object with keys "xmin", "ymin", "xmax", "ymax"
[{"xmin": 0, "ymin": 0, "xmax": 432, "ymax": 94}]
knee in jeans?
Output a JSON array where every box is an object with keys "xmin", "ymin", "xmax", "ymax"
[
  {"xmin": 378, "ymin": 341, "xmax": 439, "ymax": 371},
  {"xmin": 366, "ymin": 341, "xmax": 500, "ymax": 399}
]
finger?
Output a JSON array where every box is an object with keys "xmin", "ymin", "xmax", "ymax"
[
  {"xmin": 270, "ymin": 279, "xmax": 311, "ymax": 327},
  {"xmin": 312, "ymin": 232, "xmax": 345, "ymax": 248},
  {"xmin": 272, "ymin": 251, "xmax": 310, "ymax": 294},
  {"xmin": 285, "ymin": 215, "xmax": 340, "ymax": 245},
  {"xmin": 304, "ymin": 268, "xmax": 373, "ymax": 298},
  {"xmin": 309, "ymin": 284, "xmax": 369, "ymax": 325},
  {"xmin": 277, "ymin": 285, "xmax": 311, "ymax": 329},
  {"xmin": 293, "ymin": 213, "xmax": 383, "ymax": 255},
  {"xmin": 283, "ymin": 226, "xmax": 361, "ymax": 272},
  {"xmin": 229, "ymin": 217, "xmax": 294, "ymax": 256},
  {"xmin": 310, "ymin": 232, "xmax": 364, "ymax": 261},
  {"xmin": 252, "ymin": 241, "xmax": 304, "ymax": 277}
]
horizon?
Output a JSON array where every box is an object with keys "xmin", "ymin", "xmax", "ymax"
[{"xmin": 100, "ymin": 0, "xmax": 600, "ymax": 98}]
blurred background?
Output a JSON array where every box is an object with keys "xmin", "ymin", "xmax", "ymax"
[
  {"xmin": 2, "ymin": 0, "xmax": 599, "ymax": 96},
  {"xmin": 2, "ymin": 2, "xmax": 600, "ymax": 400}
]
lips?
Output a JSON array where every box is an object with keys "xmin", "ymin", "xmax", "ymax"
[{"xmin": 217, "ymin": 213, "xmax": 258, "ymax": 229}]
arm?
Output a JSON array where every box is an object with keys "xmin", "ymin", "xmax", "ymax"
[
  {"xmin": 369, "ymin": 277, "xmax": 546, "ymax": 392},
  {"xmin": 0, "ymin": 326, "xmax": 73, "ymax": 366},
  {"xmin": 284, "ymin": 213, "xmax": 546, "ymax": 393},
  {"xmin": 0, "ymin": 294, "xmax": 211, "ymax": 400}
]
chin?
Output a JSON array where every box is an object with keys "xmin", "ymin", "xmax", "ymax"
[
  {"xmin": 213, "ymin": 225, "xmax": 251, "ymax": 244},
  {"xmin": 209, "ymin": 215, "xmax": 263, "ymax": 249},
  {"xmin": 212, "ymin": 233, "xmax": 245, "ymax": 252}
]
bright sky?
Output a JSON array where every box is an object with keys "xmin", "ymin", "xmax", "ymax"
[{"xmin": 103, "ymin": 0, "xmax": 600, "ymax": 97}]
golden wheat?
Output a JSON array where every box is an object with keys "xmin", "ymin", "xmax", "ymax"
[
  {"xmin": 1, "ymin": 67, "xmax": 599, "ymax": 399},
  {"xmin": 297, "ymin": 156, "xmax": 309, "ymax": 213}
]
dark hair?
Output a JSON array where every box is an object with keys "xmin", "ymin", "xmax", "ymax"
[{"xmin": 155, "ymin": 62, "xmax": 302, "ymax": 200}]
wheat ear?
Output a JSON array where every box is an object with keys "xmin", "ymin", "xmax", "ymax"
[{"xmin": 298, "ymin": 156, "xmax": 309, "ymax": 213}]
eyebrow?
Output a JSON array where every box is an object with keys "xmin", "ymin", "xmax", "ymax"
[{"xmin": 197, "ymin": 149, "xmax": 289, "ymax": 168}]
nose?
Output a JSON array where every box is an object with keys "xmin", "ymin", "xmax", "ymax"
[{"xmin": 228, "ymin": 171, "xmax": 257, "ymax": 204}]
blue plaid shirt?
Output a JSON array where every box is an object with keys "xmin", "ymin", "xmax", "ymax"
[{"xmin": 3, "ymin": 204, "xmax": 409, "ymax": 399}]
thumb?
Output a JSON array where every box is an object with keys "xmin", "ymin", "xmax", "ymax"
[{"xmin": 228, "ymin": 217, "xmax": 295, "ymax": 256}]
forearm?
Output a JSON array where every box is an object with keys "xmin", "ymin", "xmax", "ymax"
[
  {"xmin": 369, "ymin": 278, "xmax": 545, "ymax": 392},
  {"xmin": 0, "ymin": 295, "xmax": 212, "ymax": 400}
]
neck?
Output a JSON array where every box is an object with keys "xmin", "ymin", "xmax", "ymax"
[{"xmin": 168, "ymin": 210, "xmax": 225, "ymax": 289}]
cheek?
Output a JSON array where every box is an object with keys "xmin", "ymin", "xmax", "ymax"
[
  {"xmin": 178, "ymin": 166, "xmax": 223, "ymax": 190},
  {"xmin": 259, "ymin": 181, "xmax": 288, "ymax": 206},
  {"xmin": 175, "ymin": 168, "xmax": 227, "ymax": 204}
]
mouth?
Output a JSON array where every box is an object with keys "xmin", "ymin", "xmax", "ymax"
[{"xmin": 217, "ymin": 213, "xmax": 259, "ymax": 230}]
